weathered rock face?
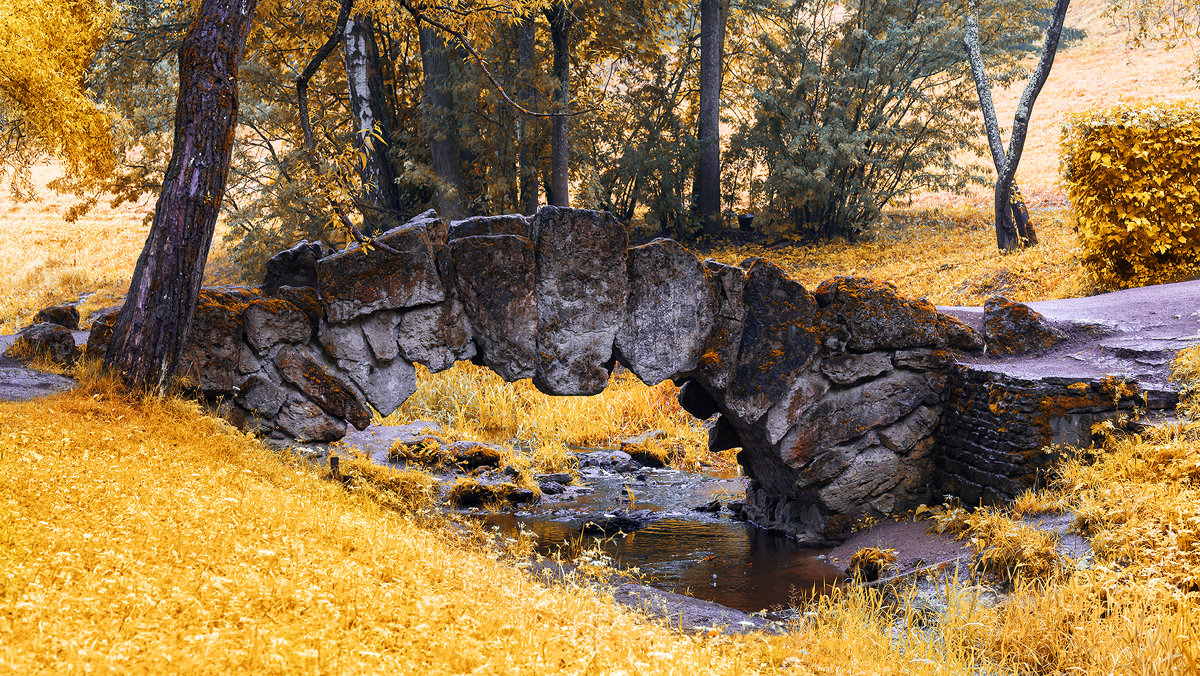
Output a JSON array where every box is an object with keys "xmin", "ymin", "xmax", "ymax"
[
  {"xmin": 447, "ymin": 214, "xmax": 530, "ymax": 241},
  {"xmin": 316, "ymin": 223, "xmax": 443, "ymax": 323},
  {"xmin": 447, "ymin": 234, "xmax": 538, "ymax": 381},
  {"xmin": 105, "ymin": 208, "xmax": 1017, "ymax": 543},
  {"xmin": 615, "ymin": 238, "xmax": 716, "ymax": 385},
  {"xmin": 984, "ymin": 296, "xmax": 1065, "ymax": 356},
  {"xmin": 261, "ymin": 241, "xmax": 329, "ymax": 295},
  {"xmin": 530, "ymin": 206, "xmax": 628, "ymax": 395}
]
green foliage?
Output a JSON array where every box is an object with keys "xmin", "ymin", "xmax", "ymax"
[
  {"xmin": 1061, "ymin": 101, "xmax": 1200, "ymax": 290},
  {"xmin": 725, "ymin": 0, "xmax": 1044, "ymax": 241}
]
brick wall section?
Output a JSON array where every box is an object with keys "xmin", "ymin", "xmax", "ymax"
[{"xmin": 936, "ymin": 365, "xmax": 1146, "ymax": 506}]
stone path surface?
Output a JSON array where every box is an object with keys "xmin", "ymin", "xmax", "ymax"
[
  {"xmin": 939, "ymin": 278, "xmax": 1200, "ymax": 401},
  {"xmin": 0, "ymin": 332, "xmax": 86, "ymax": 402}
]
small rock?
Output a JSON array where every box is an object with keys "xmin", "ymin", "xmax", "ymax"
[
  {"xmin": 577, "ymin": 450, "xmax": 641, "ymax": 473},
  {"xmin": 983, "ymin": 296, "xmax": 1066, "ymax": 357},
  {"xmin": 727, "ymin": 501, "xmax": 747, "ymax": 520},
  {"xmin": 579, "ymin": 509, "xmax": 658, "ymax": 535},
  {"xmin": 538, "ymin": 480, "xmax": 566, "ymax": 495},
  {"xmin": 537, "ymin": 472, "xmax": 573, "ymax": 485},
  {"xmin": 693, "ymin": 499, "xmax": 722, "ymax": 513},
  {"xmin": 444, "ymin": 441, "xmax": 504, "ymax": 470},
  {"xmin": 33, "ymin": 305, "xmax": 79, "ymax": 330}
]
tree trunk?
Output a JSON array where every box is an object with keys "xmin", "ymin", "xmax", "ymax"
[
  {"xmin": 693, "ymin": 0, "xmax": 726, "ymax": 236},
  {"xmin": 103, "ymin": 0, "xmax": 258, "ymax": 393},
  {"xmin": 547, "ymin": 2, "xmax": 570, "ymax": 207},
  {"xmin": 418, "ymin": 25, "xmax": 465, "ymax": 221},
  {"xmin": 963, "ymin": 14, "xmax": 1038, "ymax": 249},
  {"xmin": 343, "ymin": 11, "xmax": 404, "ymax": 232},
  {"xmin": 517, "ymin": 16, "xmax": 540, "ymax": 214},
  {"xmin": 966, "ymin": 0, "xmax": 1067, "ymax": 251}
]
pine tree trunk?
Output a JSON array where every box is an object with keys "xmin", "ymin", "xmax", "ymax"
[
  {"xmin": 693, "ymin": 0, "xmax": 725, "ymax": 236},
  {"xmin": 343, "ymin": 12, "xmax": 404, "ymax": 232},
  {"xmin": 103, "ymin": 0, "xmax": 258, "ymax": 393},
  {"xmin": 517, "ymin": 16, "xmax": 540, "ymax": 214},
  {"xmin": 418, "ymin": 25, "xmax": 465, "ymax": 221},
  {"xmin": 547, "ymin": 2, "xmax": 570, "ymax": 207}
]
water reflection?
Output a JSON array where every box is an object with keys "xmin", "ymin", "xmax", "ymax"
[{"xmin": 486, "ymin": 513, "xmax": 844, "ymax": 613}]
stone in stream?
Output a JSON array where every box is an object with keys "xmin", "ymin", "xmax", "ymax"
[{"xmin": 579, "ymin": 509, "xmax": 658, "ymax": 535}]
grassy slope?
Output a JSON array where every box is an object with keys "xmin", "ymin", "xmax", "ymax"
[{"xmin": 3, "ymin": 5, "xmax": 1200, "ymax": 670}]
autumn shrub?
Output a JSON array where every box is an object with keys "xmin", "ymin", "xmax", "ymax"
[{"xmin": 1061, "ymin": 101, "xmax": 1200, "ymax": 289}]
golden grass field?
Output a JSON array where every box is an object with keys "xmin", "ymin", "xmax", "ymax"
[{"xmin": 4, "ymin": 2, "xmax": 1200, "ymax": 669}]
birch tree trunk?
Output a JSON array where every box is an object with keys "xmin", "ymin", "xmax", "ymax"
[
  {"xmin": 693, "ymin": 0, "xmax": 726, "ymax": 236},
  {"xmin": 418, "ymin": 25, "xmax": 465, "ymax": 221},
  {"xmin": 343, "ymin": 12, "xmax": 404, "ymax": 231},
  {"xmin": 965, "ymin": 0, "xmax": 1069, "ymax": 251},
  {"xmin": 104, "ymin": 0, "xmax": 258, "ymax": 393}
]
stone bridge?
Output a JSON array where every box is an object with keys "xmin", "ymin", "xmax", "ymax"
[{"xmin": 85, "ymin": 206, "xmax": 1156, "ymax": 544}]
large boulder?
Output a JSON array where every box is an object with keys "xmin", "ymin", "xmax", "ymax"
[
  {"xmin": 723, "ymin": 259, "xmax": 822, "ymax": 426},
  {"xmin": 316, "ymin": 220, "xmax": 444, "ymax": 324},
  {"xmin": 243, "ymin": 298, "xmax": 311, "ymax": 354},
  {"xmin": 983, "ymin": 296, "xmax": 1065, "ymax": 356},
  {"xmin": 694, "ymin": 260, "xmax": 747, "ymax": 392},
  {"xmin": 178, "ymin": 287, "xmax": 258, "ymax": 393},
  {"xmin": 395, "ymin": 299, "xmax": 477, "ymax": 373},
  {"xmin": 814, "ymin": 277, "xmax": 946, "ymax": 352},
  {"xmin": 447, "ymin": 235, "xmax": 538, "ymax": 381},
  {"xmin": 447, "ymin": 214, "xmax": 529, "ymax": 241},
  {"xmin": 615, "ymin": 238, "xmax": 716, "ymax": 385},
  {"xmin": 530, "ymin": 206, "xmax": 628, "ymax": 395},
  {"xmin": 273, "ymin": 345, "xmax": 372, "ymax": 429},
  {"xmin": 316, "ymin": 320, "xmax": 415, "ymax": 417},
  {"xmin": 275, "ymin": 394, "xmax": 349, "ymax": 442},
  {"xmin": 4, "ymin": 322, "xmax": 77, "ymax": 367}
]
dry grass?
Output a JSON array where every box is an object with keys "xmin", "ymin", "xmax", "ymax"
[
  {"xmin": 0, "ymin": 367, "xmax": 1004, "ymax": 675},
  {"xmin": 708, "ymin": 205, "xmax": 1092, "ymax": 305},
  {"xmin": 382, "ymin": 362, "xmax": 719, "ymax": 473},
  {"xmin": 0, "ymin": 164, "xmax": 151, "ymax": 333}
]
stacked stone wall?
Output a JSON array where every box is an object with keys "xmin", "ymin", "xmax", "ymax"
[{"xmin": 936, "ymin": 367, "xmax": 1144, "ymax": 506}]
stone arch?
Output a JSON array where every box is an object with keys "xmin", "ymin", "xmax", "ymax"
[{"xmin": 87, "ymin": 206, "xmax": 988, "ymax": 544}]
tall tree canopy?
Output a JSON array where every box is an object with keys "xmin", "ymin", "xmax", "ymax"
[{"xmin": 0, "ymin": 0, "xmax": 115, "ymax": 200}]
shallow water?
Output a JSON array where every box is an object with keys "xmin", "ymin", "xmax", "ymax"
[{"xmin": 482, "ymin": 464, "xmax": 846, "ymax": 613}]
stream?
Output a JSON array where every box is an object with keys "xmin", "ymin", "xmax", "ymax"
[{"xmin": 481, "ymin": 463, "xmax": 846, "ymax": 614}]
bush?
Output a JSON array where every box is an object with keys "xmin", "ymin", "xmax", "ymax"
[
  {"xmin": 1061, "ymin": 101, "xmax": 1200, "ymax": 289},
  {"xmin": 725, "ymin": 0, "xmax": 1044, "ymax": 240}
]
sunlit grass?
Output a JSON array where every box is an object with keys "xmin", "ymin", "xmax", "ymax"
[
  {"xmin": 707, "ymin": 205, "xmax": 1092, "ymax": 306},
  {"xmin": 381, "ymin": 362, "xmax": 719, "ymax": 473}
]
